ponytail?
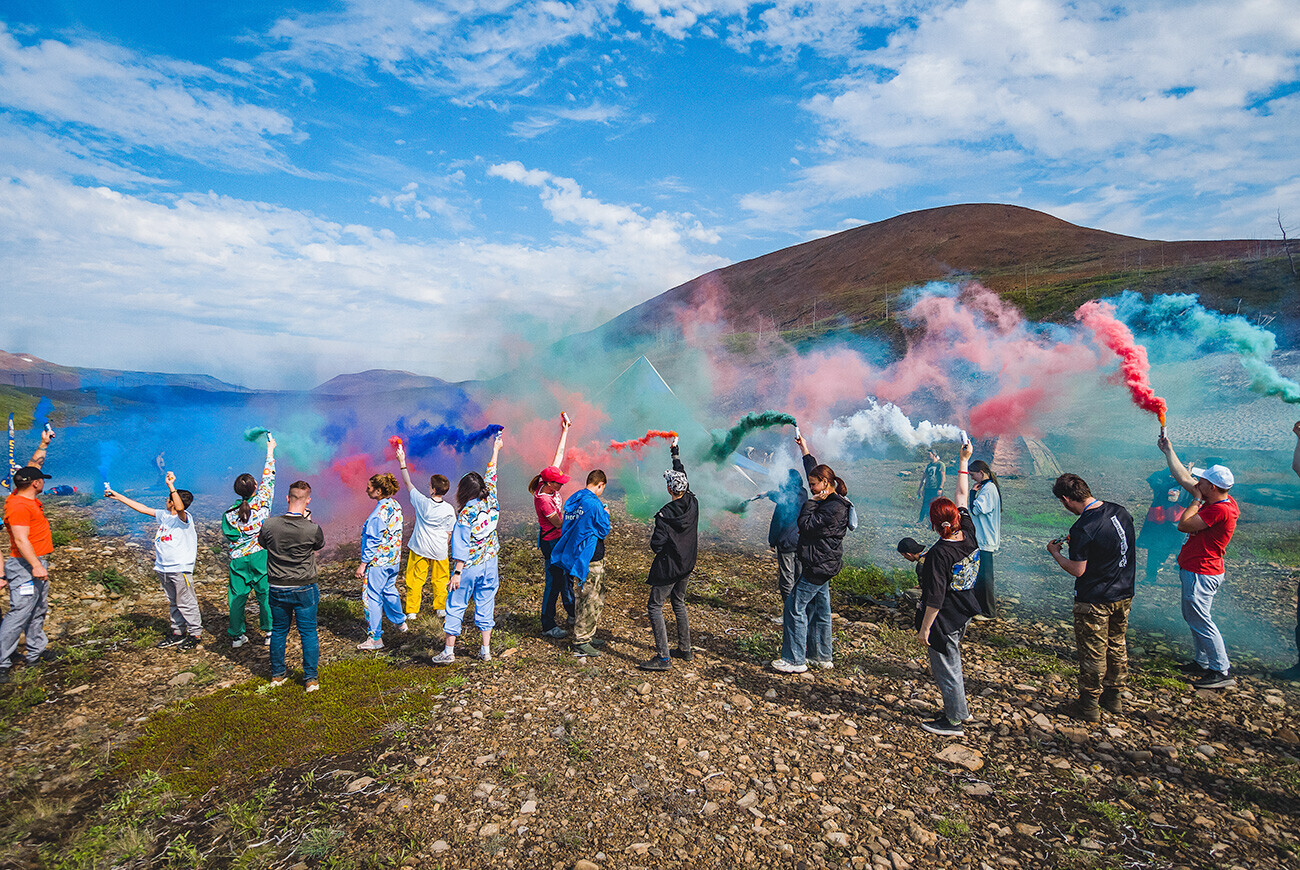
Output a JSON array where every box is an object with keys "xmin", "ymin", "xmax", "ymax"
[
  {"xmin": 528, "ymin": 474, "xmax": 542, "ymax": 495},
  {"xmin": 232, "ymin": 473, "xmax": 257, "ymax": 523},
  {"xmin": 809, "ymin": 464, "xmax": 848, "ymax": 497}
]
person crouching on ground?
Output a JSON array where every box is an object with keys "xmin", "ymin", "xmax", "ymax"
[
  {"xmin": 106, "ymin": 472, "xmax": 201, "ymax": 651},
  {"xmin": 394, "ymin": 443, "xmax": 455, "ymax": 623},
  {"xmin": 356, "ymin": 472, "xmax": 405, "ymax": 651},
  {"xmin": 1047, "ymin": 473, "xmax": 1136, "ymax": 722},
  {"xmin": 223, "ymin": 432, "xmax": 276, "ymax": 648},
  {"xmin": 432, "ymin": 434, "xmax": 503, "ymax": 664},
  {"xmin": 915, "ymin": 441, "xmax": 982, "ymax": 737},
  {"xmin": 640, "ymin": 437, "xmax": 698, "ymax": 671},
  {"xmin": 551, "ymin": 469, "xmax": 611, "ymax": 657},
  {"xmin": 771, "ymin": 433, "xmax": 850, "ymax": 674}
]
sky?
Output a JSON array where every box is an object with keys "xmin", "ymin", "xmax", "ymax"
[{"xmin": 0, "ymin": 0, "xmax": 1297, "ymax": 389}]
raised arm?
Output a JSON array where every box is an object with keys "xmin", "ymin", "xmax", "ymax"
[
  {"xmin": 26, "ymin": 427, "xmax": 53, "ymax": 470},
  {"xmin": 104, "ymin": 487, "xmax": 158, "ymax": 517},
  {"xmin": 253, "ymin": 434, "xmax": 277, "ymax": 510},
  {"xmin": 955, "ymin": 442, "xmax": 972, "ymax": 509},
  {"xmin": 670, "ymin": 435, "xmax": 684, "ymax": 473},
  {"xmin": 395, "ymin": 443, "xmax": 416, "ymax": 493},
  {"xmin": 1157, "ymin": 434, "xmax": 1196, "ymax": 493},
  {"xmin": 551, "ymin": 414, "xmax": 571, "ymax": 468},
  {"xmin": 485, "ymin": 434, "xmax": 502, "ymax": 495}
]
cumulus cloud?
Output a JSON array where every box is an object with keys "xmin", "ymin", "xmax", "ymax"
[
  {"xmin": 0, "ymin": 24, "xmax": 300, "ymax": 172},
  {"xmin": 0, "ymin": 170, "xmax": 726, "ymax": 387}
]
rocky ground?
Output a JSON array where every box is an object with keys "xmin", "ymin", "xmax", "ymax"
[{"xmin": 0, "ymin": 486, "xmax": 1299, "ymax": 870}]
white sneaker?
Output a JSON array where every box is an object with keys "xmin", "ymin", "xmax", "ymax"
[
  {"xmin": 809, "ymin": 659, "xmax": 834, "ymax": 670},
  {"xmin": 399, "ymin": 621, "xmax": 409, "ymax": 633},
  {"xmin": 263, "ymin": 635, "xmax": 272, "ymax": 646},
  {"xmin": 478, "ymin": 648, "xmax": 492, "ymax": 662},
  {"xmin": 435, "ymin": 609, "xmax": 446, "ymax": 617},
  {"xmin": 430, "ymin": 648, "xmax": 455, "ymax": 665},
  {"xmin": 543, "ymin": 626, "xmax": 568, "ymax": 638},
  {"xmin": 405, "ymin": 613, "xmax": 418, "ymax": 621},
  {"xmin": 269, "ymin": 676, "xmax": 288, "ymax": 687},
  {"xmin": 231, "ymin": 634, "xmax": 249, "ymax": 648},
  {"xmin": 771, "ymin": 658, "xmax": 808, "ymax": 674},
  {"xmin": 768, "ymin": 615, "xmax": 784, "ymax": 626},
  {"xmin": 357, "ymin": 638, "xmax": 384, "ymax": 651},
  {"xmin": 305, "ymin": 680, "xmax": 320, "ymax": 693}
]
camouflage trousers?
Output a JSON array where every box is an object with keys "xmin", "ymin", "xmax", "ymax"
[
  {"xmin": 572, "ymin": 560, "xmax": 605, "ymax": 644},
  {"xmin": 1073, "ymin": 598, "xmax": 1131, "ymax": 700}
]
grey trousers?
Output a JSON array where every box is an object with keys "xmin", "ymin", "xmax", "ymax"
[
  {"xmin": 1, "ymin": 557, "xmax": 50, "ymax": 666},
  {"xmin": 776, "ymin": 549, "xmax": 798, "ymax": 601},
  {"xmin": 927, "ymin": 625, "xmax": 970, "ymax": 723},
  {"xmin": 159, "ymin": 571, "xmax": 203, "ymax": 636},
  {"xmin": 648, "ymin": 576, "xmax": 690, "ymax": 659}
]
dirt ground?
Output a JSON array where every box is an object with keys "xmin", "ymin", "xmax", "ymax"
[{"xmin": 1, "ymin": 480, "xmax": 1299, "ymax": 870}]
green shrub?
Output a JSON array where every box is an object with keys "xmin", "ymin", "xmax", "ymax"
[
  {"xmin": 88, "ymin": 568, "xmax": 130, "ymax": 594},
  {"xmin": 834, "ymin": 563, "xmax": 916, "ymax": 600}
]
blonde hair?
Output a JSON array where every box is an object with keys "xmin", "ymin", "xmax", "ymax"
[{"xmin": 369, "ymin": 472, "xmax": 399, "ymax": 498}]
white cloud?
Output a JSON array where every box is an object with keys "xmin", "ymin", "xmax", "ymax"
[
  {"xmin": 510, "ymin": 100, "xmax": 625, "ymax": 138},
  {"xmin": 0, "ymin": 24, "xmax": 300, "ymax": 172},
  {"xmin": 0, "ymin": 170, "xmax": 726, "ymax": 387}
]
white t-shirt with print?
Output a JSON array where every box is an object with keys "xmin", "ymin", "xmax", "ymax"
[
  {"xmin": 408, "ymin": 490, "xmax": 456, "ymax": 561},
  {"xmin": 154, "ymin": 509, "xmax": 198, "ymax": 573}
]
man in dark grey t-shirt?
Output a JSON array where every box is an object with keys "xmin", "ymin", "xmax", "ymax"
[{"xmin": 257, "ymin": 480, "xmax": 325, "ymax": 691}]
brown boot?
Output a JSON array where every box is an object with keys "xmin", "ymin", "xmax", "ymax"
[
  {"xmin": 1100, "ymin": 688, "xmax": 1123, "ymax": 715},
  {"xmin": 1068, "ymin": 697, "xmax": 1101, "ymax": 723}
]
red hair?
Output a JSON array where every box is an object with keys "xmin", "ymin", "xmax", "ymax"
[{"xmin": 929, "ymin": 497, "xmax": 960, "ymax": 534}]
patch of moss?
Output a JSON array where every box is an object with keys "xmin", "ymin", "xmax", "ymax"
[
  {"xmin": 117, "ymin": 658, "xmax": 455, "ymax": 795},
  {"xmin": 834, "ymin": 563, "xmax": 917, "ymax": 600}
]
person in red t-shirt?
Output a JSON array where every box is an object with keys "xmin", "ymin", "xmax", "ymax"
[
  {"xmin": 1159, "ymin": 433, "xmax": 1238, "ymax": 689},
  {"xmin": 528, "ymin": 414, "xmax": 573, "ymax": 638}
]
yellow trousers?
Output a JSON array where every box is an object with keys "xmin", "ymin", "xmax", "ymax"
[{"xmin": 404, "ymin": 552, "xmax": 449, "ymax": 614}]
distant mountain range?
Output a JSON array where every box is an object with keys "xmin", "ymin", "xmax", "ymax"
[{"xmin": 0, "ymin": 350, "xmax": 253, "ymax": 393}]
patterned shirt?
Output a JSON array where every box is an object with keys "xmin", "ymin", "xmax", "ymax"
[
  {"xmin": 361, "ymin": 497, "xmax": 404, "ymax": 568},
  {"xmin": 453, "ymin": 457, "xmax": 499, "ymax": 568},
  {"xmin": 222, "ymin": 456, "xmax": 275, "ymax": 560}
]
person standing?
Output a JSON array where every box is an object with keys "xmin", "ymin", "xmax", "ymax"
[
  {"xmin": 258, "ymin": 480, "xmax": 326, "ymax": 691},
  {"xmin": 106, "ymin": 472, "xmax": 201, "ymax": 650},
  {"xmin": 917, "ymin": 449, "xmax": 946, "ymax": 524},
  {"xmin": 356, "ymin": 473, "xmax": 405, "ymax": 651},
  {"xmin": 764, "ymin": 469, "xmax": 808, "ymax": 624},
  {"xmin": 771, "ymin": 433, "xmax": 850, "ymax": 675},
  {"xmin": 1047, "ymin": 474, "xmax": 1136, "ymax": 722},
  {"xmin": 0, "ymin": 428, "xmax": 57, "ymax": 681},
  {"xmin": 222, "ymin": 433, "xmax": 277, "ymax": 648},
  {"xmin": 639, "ymin": 437, "xmax": 698, "ymax": 671},
  {"xmin": 968, "ymin": 458, "xmax": 1002, "ymax": 619},
  {"xmin": 432, "ymin": 434, "xmax": 504, "ymax": 663},
  {"xmin": 1136, "ymin": 465, "xmax": 1190, "ymax": 584},
  {"xmin": 394, "ymin": 443, "xmax": 455, "ymax": 622},
  {"xmin": 531, "ymin": 414, "xmax": 573, "ymax": 638},
  {"xmin": 915, "ymin": 441, "xmax": 982, "ymax": 736},
  {"xmin": 1272, "ymin": 421, "xmax": 1300, "ymax": 681},
  {"xmin": 551, "ymin": 469, "xmax": 611, "ymax": 657},
  {"xmin": 1159, "ymin": 433, "xmax": 1239, "ymax": 689}
]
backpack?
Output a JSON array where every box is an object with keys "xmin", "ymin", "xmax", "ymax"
[{"xmin": 845, "ymin": 499, "xmax": 859, "ymax": 532}]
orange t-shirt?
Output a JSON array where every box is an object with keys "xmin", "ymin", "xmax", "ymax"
[{"xmin": 5, "ymin": 493, "xmax": 53, "ymax": 559}]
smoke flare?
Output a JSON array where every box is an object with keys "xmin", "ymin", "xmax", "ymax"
[
  {"xmin": 609, "ymin": 430, "xmax": 678, "ymax": 454},
  {"xmin": 704, "ymin": 411, "xmax": 796, "ymax": 463},
  {"xmin": 1075, "ymin": 300, "xmax": 1168, "ymax": 425},
  {"xmin": 243, "ymin": 426, "xmax": 270, "ymax": 442}
]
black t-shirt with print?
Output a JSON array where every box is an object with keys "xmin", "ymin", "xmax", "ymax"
[
  {"xmin": 1067, "ymin": 501, "xmax": 1136, "ymax": 604},
  {"xmin": 918, "ymin": 507, "xmax": 982, "ymax": 648}
]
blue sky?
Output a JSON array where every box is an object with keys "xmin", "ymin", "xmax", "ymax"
[{"xmin": 1, "ymin": 0, "xmax": 1297, "ymax": 388}]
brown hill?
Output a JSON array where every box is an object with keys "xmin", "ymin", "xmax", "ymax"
[
  {"xmin": 598, "ymin": 203, "xmax": 1296, "ymax": 342},
  {"xmin": 0, "ymin": 349, "xmax": 252, "ymax": 392}
]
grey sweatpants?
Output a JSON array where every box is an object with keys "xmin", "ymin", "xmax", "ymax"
[
  {"xmin": 776, "ymin": 549, "xmax": 798, "ymax": 601},
  {"xmin": 1, "ymin": 556, "xmax": 50, "ymax": 666},
  {"xmin": 927, "ymin": 625, "xmax": 970, "ymax": 724},
  {"xmin": 159, "ymin": 571, "xmax": 203, "ymax": 636}
]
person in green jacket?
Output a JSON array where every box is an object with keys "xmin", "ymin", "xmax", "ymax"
[{"xmin": 223, "ymin": 433, "xmax": 276, "ymax": 648}]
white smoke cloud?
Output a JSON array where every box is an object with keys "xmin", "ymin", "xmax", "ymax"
[{"xmin": 822, "ymin": 399, "xmax": 961, "ymax": 456}]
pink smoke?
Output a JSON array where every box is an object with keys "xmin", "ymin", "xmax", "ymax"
[
  {"xmin": 1075, "ymin": 300, "xmax": 1167, "ymax": 425},
  {"xmin": 968, "ymin": 386, "xmax": 1047, "ymax": 438},
  {"xmin": 609, "ymin": 429, "xmax": 677, "ymax": 454}
]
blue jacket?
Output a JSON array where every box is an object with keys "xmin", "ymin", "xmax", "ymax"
[{"xmin": 549, "ymin": 488, "xmax": 611, "ymax": 583}]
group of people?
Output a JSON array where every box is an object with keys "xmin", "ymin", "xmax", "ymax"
[{"xmin": 4, "ymin": 414, "xmax": 1300, "ymax": 719}]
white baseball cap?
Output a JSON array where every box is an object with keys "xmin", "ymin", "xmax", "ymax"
[{"xmin": 1190, "ymin": 464, "xmax": 1234, "ymax": 489}]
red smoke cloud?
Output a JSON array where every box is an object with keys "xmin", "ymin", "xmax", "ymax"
[
  {"xmin": 1075, "ymin": 300, "xmax": 1167, "ymax": 425},
  {"xmin": 609, "ymin": 429, "xmax": 677, "ymax": 454},
  {"xmin": 968, "ymin": 386, "xmax": 1048, "ymax": 439}
]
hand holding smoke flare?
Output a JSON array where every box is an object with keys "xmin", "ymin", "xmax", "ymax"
[
  {"xmin": 393, "ymin": 420, "xmax": 505, "ymax": 456},
  {"xmin": 243, "ymin": 426, "xmax": 271, "ymax": 442},
  {"xmin": 1075, "ymin": 300, "xmax": 1168, "ymax": 429},
  {"xmin": 608, "ymin": 430, "xmax": 678, "ymax": 454},
  {"xmin": 704, "ymin": 411, "xmax": 797, "ymax": 464},
  {"xmin": 561, "ymin": 411, "xmax": 571, "ymax": 428}
]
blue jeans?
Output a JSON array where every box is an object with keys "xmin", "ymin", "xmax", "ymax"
[
  {"xmin": 780, "ymin": 577, "xmax": 832, "ymax": 666},
  {"xmin": 540, "ymin": 537, "xmax": 574, "ymax": 631},
  {"xmin": 270, "ymin": 583, "xmax": 320, "ymax": 681},
  {"xmin": 1180, "ymin": 569, "xmax": 1230, "ymax": 672},
  {"xmin": 364, "ymin": 564, "xmax": 405, "ymax": 640}
]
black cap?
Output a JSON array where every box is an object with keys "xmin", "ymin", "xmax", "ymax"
[
  {"xmin": 12, "ymin": 466, "xmax": 52, "ymax": 488},
  {"xmin": 896, "ymin": 537, "xmax": 925, "ymax": 556}
]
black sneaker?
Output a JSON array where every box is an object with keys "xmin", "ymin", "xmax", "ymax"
[
  {"xmin": 638, "ymin": 656, "xmax": 670, "ymax": 671},
  {"xmin": 32, "ymin": 650, "xmax": 61, "ymax": 664},
  {"xmin": 1192, "ymin": 670, "xmax": 1236, "ymax": 689},
  {"xmin": 178, "ymin": 635, "xmax": 201, "ymax": 652},
  {"xmin": 156, "ymin": 633, "xmax": 185, "ymax": 649},
  {"xmin": 670, "ymin": 649, "xmax": 693, "ymax": 661},
  {"xmin": 920, "ymin": 716, "xmax": 964, "ymax": 737},
  {"xmin": 1176, "ymin": 660, "xmax": 1207, "ymax": 675},
  {"xmin": 1272, "ymin": 663, "xmax": 1300, "ymax": 682},
  {"xmin": 0, "ymin": 667, "xmax": 10, "ymax": 684}
]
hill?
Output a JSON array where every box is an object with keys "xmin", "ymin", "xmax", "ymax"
[
  {"xmin": 583, "ymin": 203, "xmax": 1298, "ymax": 349},
  {"xmin": 0, "ymin": 350, "xmax": 253, "ymax": 393},
  {"xmin": 312, "ymin": 369, "xmax": 462, "ymax": 395}
]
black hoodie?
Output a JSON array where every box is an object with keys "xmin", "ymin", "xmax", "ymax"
[
  {"xmin": 648, "ymin": 448, "xmax": 699, "ymax": 585},
  {"xmin": 796, "ymin": 452, "xmax": 850, "ymax": 583}
]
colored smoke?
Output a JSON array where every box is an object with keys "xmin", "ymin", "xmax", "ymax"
[
  {"xmin": 394, "ymin": 419, "xmax": 504, "ymax": 456},
  {"xmin": 97, "ymin": 440, "xmax": 119, "ymax": 485},
  {"xmin": 1076, "ymin": 300, "xmax": 1168, "ymax": 424},
  {"xmin": 330, "ymin": 454, "xmax": 371, "ymax": 490},
  {"xmin": 968, "ymin": 386, "xmax": 1048, "ymax": 439},
  {"xmin": 609, "ymin": 430, "xmax": 678, "ymax": 454},
  {"xmin": 243, "ymin": 426, "xmax": 270, "ymax": 442},
  {"xmin": 823, "ymin": 400, "xmax": 961, "ymax": 456},
  {"xmin": 704, "ymin": 411, "xmax": 796, "ymax": 463},
  {"xmin": 33, "ymin": 396, "xmax": 53, "ymax": 430}
]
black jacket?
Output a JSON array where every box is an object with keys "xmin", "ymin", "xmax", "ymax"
[
  {"xmin": 766, "ymin": 472, "xmax": 808, "ymax": 551},
  {"xmin": 648, "ymin": 450, "xmax": 699, "ymax": 585},
  {"xmin": 796, "ymin": 452, "xmax": 850, "ymax": 583}
]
